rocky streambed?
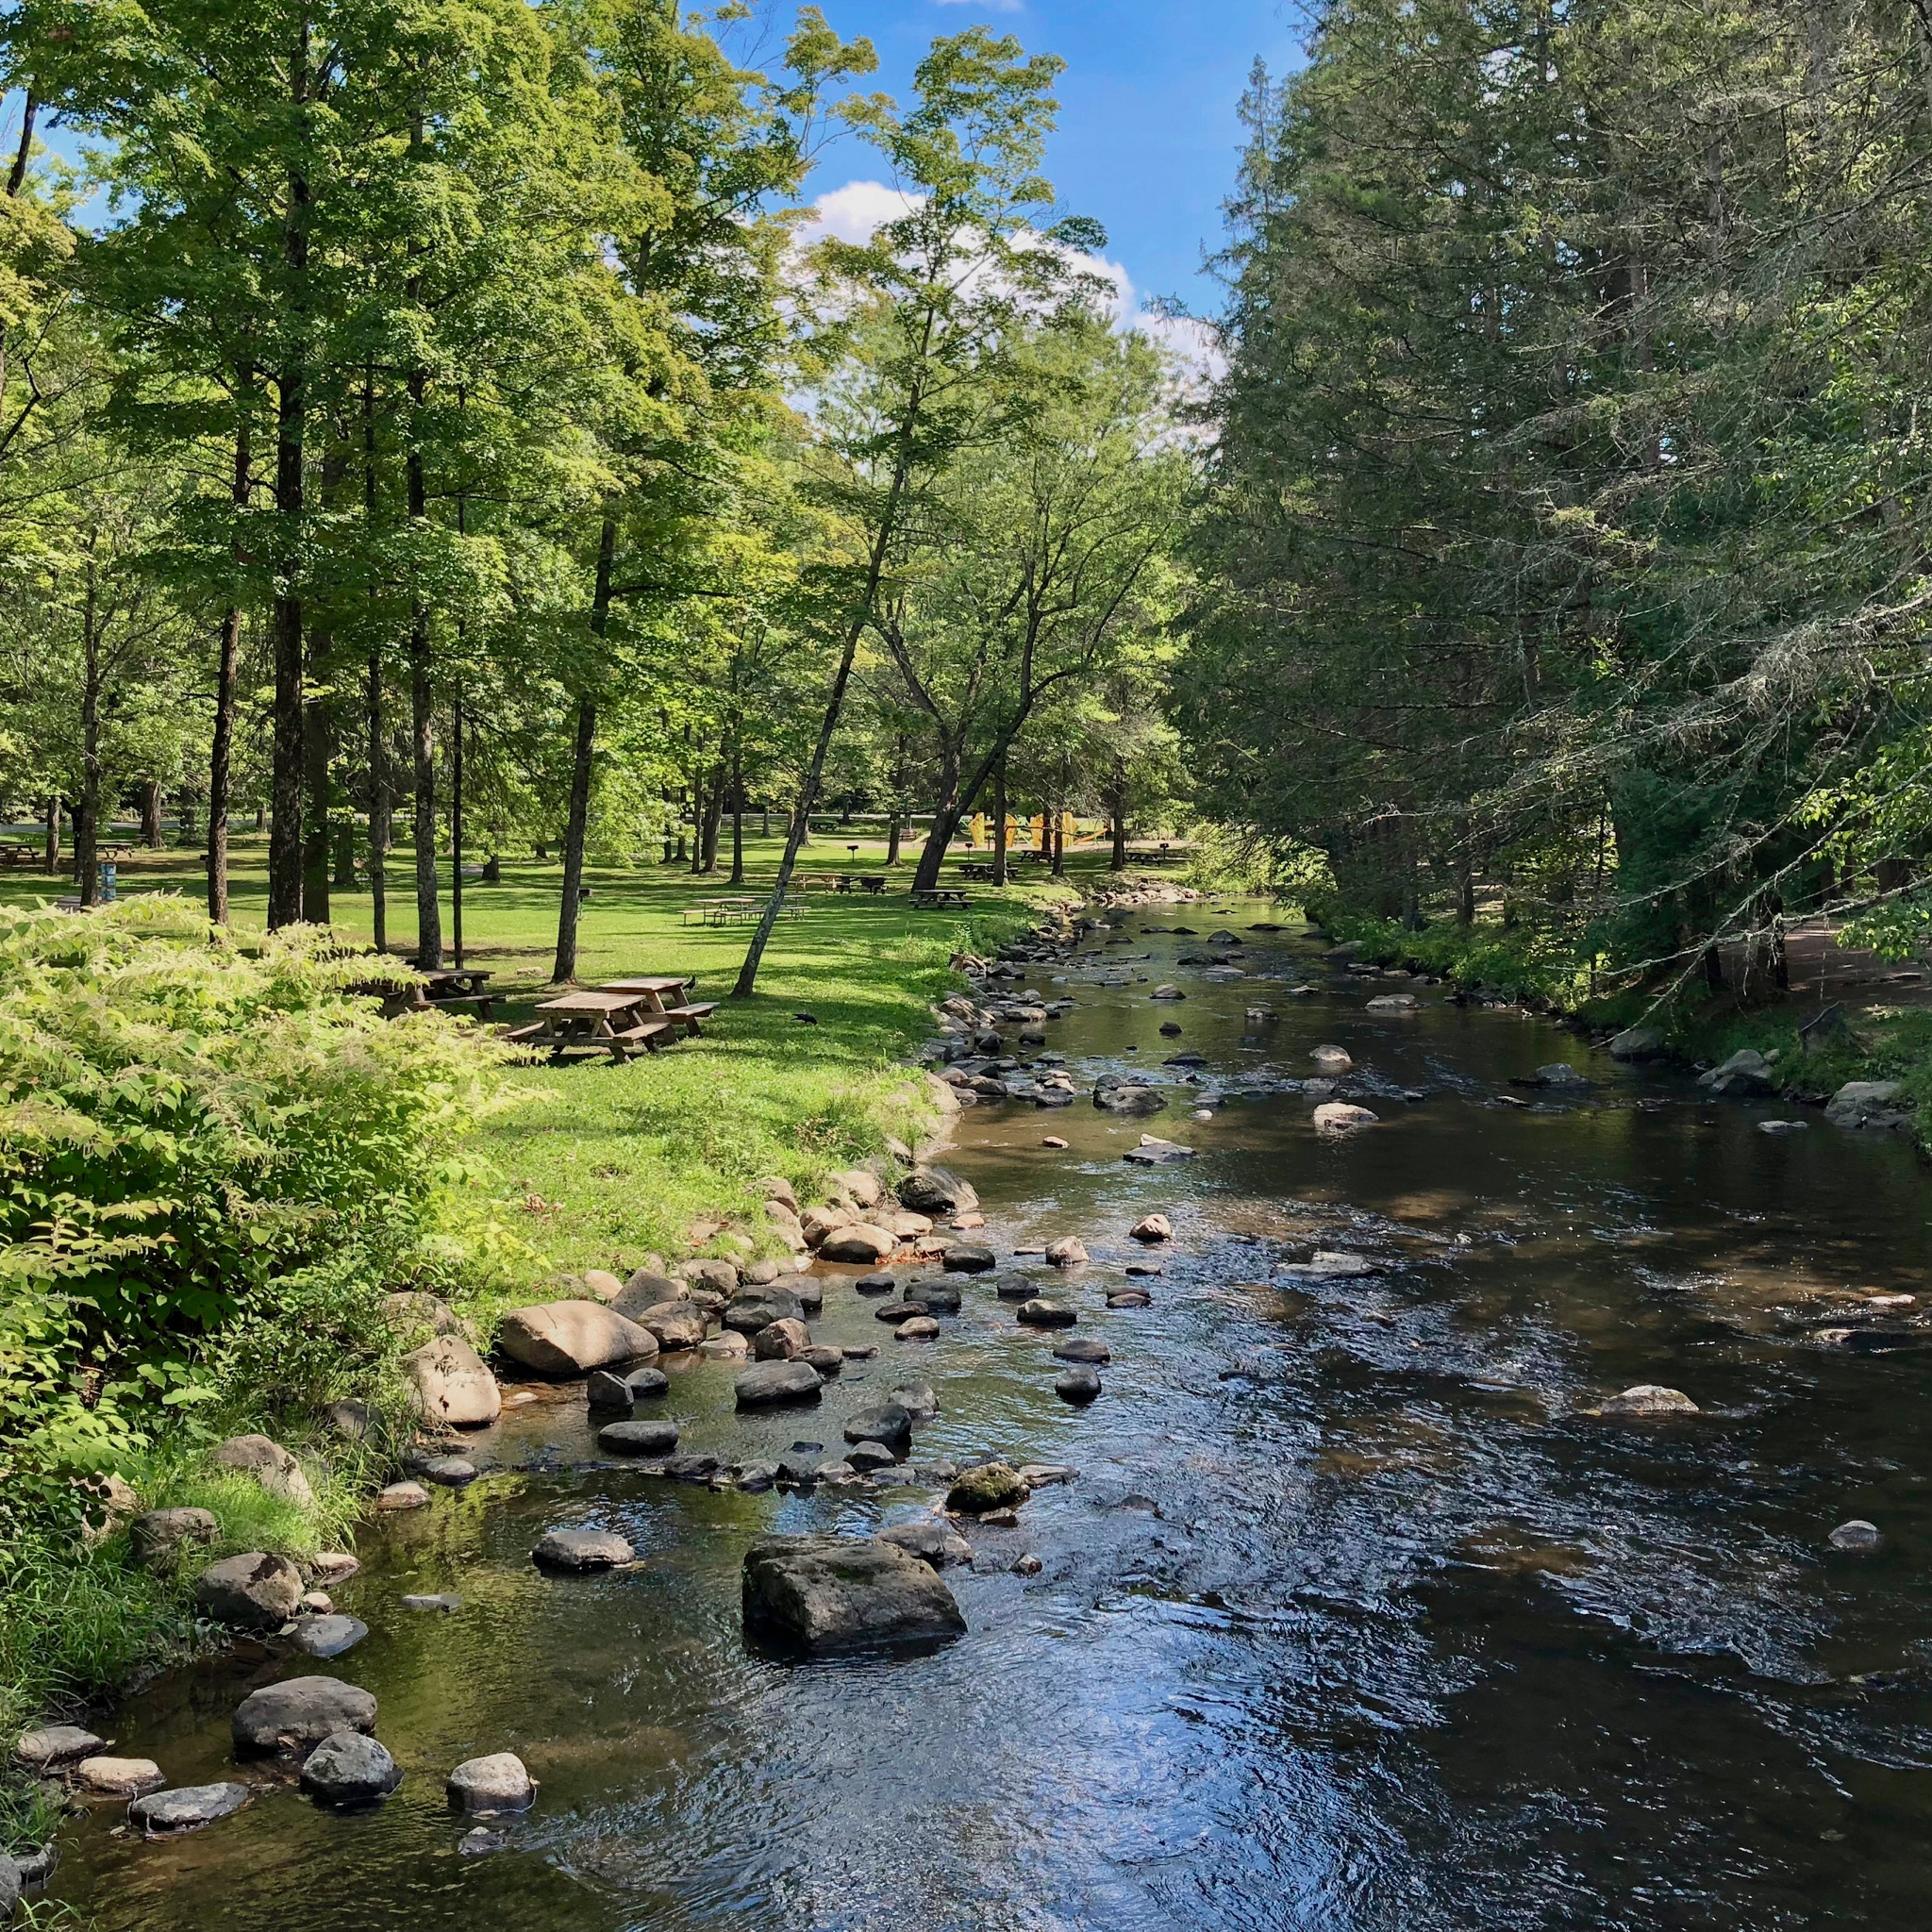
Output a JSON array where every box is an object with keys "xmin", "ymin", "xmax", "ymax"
[{"xmin": 20, "ymin": 905, "xmax": 1932, "ymax": 1932}]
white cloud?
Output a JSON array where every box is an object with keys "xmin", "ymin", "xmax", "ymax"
[
  {"xmin": 796, "ymin": 176, "xmax": 1224, "ymax": 399},
  {"xmin": 797, "ymin": 179, "xmax": 926, "ymax": 246}
]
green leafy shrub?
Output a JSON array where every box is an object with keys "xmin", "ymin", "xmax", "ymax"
[{"xmin": 0, "ymin": 899, "xmax": 514, "ymax": 1510}]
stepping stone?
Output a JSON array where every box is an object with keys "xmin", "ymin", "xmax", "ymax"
[
  {"xmin": 1056, "ymin": 1366, "xmax": 1103, "ymax": 1404},
  {"xmin": 1108, "ymin": 1290, "xmax": 1153, "ymax": 1308},
  {"xmin": 417, "ymin": 1457, "xmax": 476, "ymax": 1487},
  {"xmin": 128, "ymin": 1783, "xmax": 249, "ymax": 1837},
  {"xmin": 1054, "ymin": 1337, "xmax": 1110, "ymax": 1364},
  {"xmin": 734, "ymin": 1361, "xmax": 823, "ymax": 1407},
  {"xmin": 14, "ymin": 1726, "xmax": 103, "ymax": 1773},
  {"xmin": 1017, "ymin": 1299, "xmax": 1077, "ymax": 1327},
  {"xmin": 75, "ymin": 1757, "xmax": 165, "ymax": 1798},
  {"xmin": 300, "ymin": 1732, "xmax": 402, "ymax": 1804},
  {"xmin": 531, "ymin": 1528, "xmax": 633, "ymax": 1571},
  {"xmin": 596, "ymin": 1420, "xmax": 681, "ymax": 1456},
  {"xmin": 291, "ymin": 1615, "xmax": 368, "ymax": 1659},
  {"xmin": 447, "ymin": 1752, "xmax": 535, "ymax": 1814}
]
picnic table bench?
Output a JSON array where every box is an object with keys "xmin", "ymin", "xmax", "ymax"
[
  {"xmin": 834, "ymin": 874, "xmax": 889, "ymax": 895},
  {"xmin": 504, "ymin": 989, "xmax": 678, "ymax": 1062},
  {"xmin": 597, "ymin": 975, "xmax": 716, "ymax": 1037},
  {"xmin": 910, "ymin": 887, "xmax": 973, "ymax": 909},
  {"xmin": 355, "ymin": 966, "xmax": 498, "ymax": 1021},
  {"xmin": 1, "ymin": 842, "xmax": 42, "ymax": 869}
]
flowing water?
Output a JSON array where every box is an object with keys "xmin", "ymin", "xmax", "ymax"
[{"xmin": 47, "ymin": 910, "xmax": 1932, "ymax": 1930}]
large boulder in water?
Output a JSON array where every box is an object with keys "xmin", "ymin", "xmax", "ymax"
[
  {"xmin": 632, "ymin": 1302, "xmax": 708, "ymax": 1352},
  {"xmin": 734, "ymin": 1360, "xmax": 823, "ymax": 1407},
  {"xmin": 300, "ymin": 1731, "xmax": 402, "ymax": 1804},
  {"xmin": 1313, "ymin": 1102, "xmax": 1378, "ymax": 1135},
  {"xmin": 1825, "ymin": 1080, "xmax": 1910, "ymax": 1131},
  {"xmin": 896, "ymin": 1167, "xmax": 979, "ymax": 1216},
  {"xmin": 841, "ymin": 1402, "xmax": 912, "ymax": 1450},
  {"xmin": 232, "ymin": 1676, "xmax": 377, "ymax": 1755},
  {"xmin": 405, "ymin": 1334, "xmax": 502, "ymax": 1427},
  {"xmin": 1093, "ymin": 1081, "xmax": 1166, "ymax": 1115},
  {"xmin": 1697, "ymin": 1049, "xmax": 1774, "ymax": 1097},
  {"xmin": 741, "ymin": 1534, "xmax": 966, "ymax": 1655},
  {"xmin": 127, "ymin": 1783, "xmax": 250, "ymax": 1837},
  {"xmin": 817, "ymin": 1224, "xmax": 897, "ymax": 1264},
  {"xmin": 498, "ymin": 1300, "xmax": 657, "ymax": 1374},
  {"xmin": 1596, "ymin": 1384, "xmax": 1699, "ymax": 1418}
]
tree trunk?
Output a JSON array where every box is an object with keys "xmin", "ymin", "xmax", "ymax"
[
  {"xmin": 266, "ymin": 40, "xmax": 309, "ymax": 930},
  {"xmin": 140, "ymin": 780, "xmax": 162, "ymax": 848},
  {"xmin": 451, "ymin": 689, "xmax": 464, "ymax": 970},
  {"xmin": 728, "ymin": 747, "xmax": 745, "ymax": 886},
  {"xmin": 208, "ymin": 602, "xmax": 240, "ymax": 923},
  {"xmin": 302, "ymin": 638, "xmax": 331, "ymax": 925},
  {"xmin": 698, "ymin": 765, "xmax": 725, "ymax": 874},
  {"xmin": 991, "ymin": 752, "xmax": 1008, "ymax": 888},
  {"xmin": 331, "ymin": 816, "xmax": 356, "ymax": 890},
  {"xmin": 367, "ymin": 652, "xmax": 387, "ymax": 953},
  {"xmin": 75, "ymin": 575, "xmax": 101, "ymax": 907},
  {"xmin": 42, "ymin": 794, "xmax": 59, "ymax": 874},
  {"xmin": 554, "ymin": 517, "xmax": 614, "ymax": 984},
  {"xmin": 1108, "ymin": 758, "xmax": 1128, "ymax": 872},
  {"xmin": 1052, "ymin": 809, "xmax": 1066, "ymax": 877},
  {"xmin": 886, "ymin": 813, "xmax": 902, "ymax": 867},
  {"xmin": 410, "ymin": 599, "xmax": 440, "ymax": 968}
]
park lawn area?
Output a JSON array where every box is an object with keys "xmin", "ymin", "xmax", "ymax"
[{"xmin": 0, "ymin": 830, "xmax": 1082, "ymax": 1282}]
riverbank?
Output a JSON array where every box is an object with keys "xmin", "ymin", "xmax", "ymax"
[
  {"xmin": 0, "ymin": 844, "xmax": 1081, "ymax": 1837},
  {"xmin": 1316, "ymin": 908, "xmax": 1932, "ymax": 1148}
]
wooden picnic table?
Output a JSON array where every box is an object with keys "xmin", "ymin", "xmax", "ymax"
[
  {"xmin": 834, "ymin": 874, "xmax": 889, "ymax": 895},
  {"xmin": 505, "ymin": 988, "xmax": 679, "ymax": 1062},
  {"xmin": 596, "ymin": 975, "xmax": 717, "ymax": 1038},
  {"xmin": 910, "ymin": 887, "xmax": 973, "ymax": 909},
  {"xmin": 1, "ymin": 842, "xmax": 42, "ymax": 869},
  {"xmin": 353, "ymin": 966, "xmax": 497, "ymax": 1021}
]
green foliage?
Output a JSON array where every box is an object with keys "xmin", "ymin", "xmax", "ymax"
[{"xmin": 0, "ymin": 899, "xmax": 512, "ymax": 1498}]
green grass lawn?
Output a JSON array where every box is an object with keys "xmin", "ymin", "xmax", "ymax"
[{"xmin": 2, "ymin": 830, "xmax": 1087, "ymax": 1278}]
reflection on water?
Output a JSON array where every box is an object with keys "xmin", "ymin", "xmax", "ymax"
[{"xmin": 52, "ymin": 911, "xmax": 1932, "ymax": 1930}]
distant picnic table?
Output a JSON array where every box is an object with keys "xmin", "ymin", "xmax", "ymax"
[
  {"xmin": 682, "ymin": 894, "xmax": 801, "ymax": 925},
  {"xmin": 911, "ymin": 886, "xmax": 972, "ymax": 909},
  {"xmin": 354, "ymin": 965, "xmax": 498, "ymax": 1022}
]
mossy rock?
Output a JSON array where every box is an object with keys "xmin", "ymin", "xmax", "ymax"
[{"xmin": 946, "ymin": 1462, "xmax": 1027, "ymax": 1514}]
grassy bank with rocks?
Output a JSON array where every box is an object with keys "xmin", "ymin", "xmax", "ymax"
[
  {"xmin": 0, "ymin": 839, "xmax": 1077, "ymax": 1854},
  {"xmin": 1313, "ymin": 907, "xmax": 1932, "ymax": 1147}
]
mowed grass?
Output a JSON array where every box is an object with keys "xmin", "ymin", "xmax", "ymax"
[{"xmin": 1, "ymin": 828, "xmax": 1080, "ymax": 1277}]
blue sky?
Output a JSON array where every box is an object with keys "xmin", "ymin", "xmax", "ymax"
[
  {"xmin": 11, "ymin": 0, "xmax": 1306, "ymax": 324},
  {"xmin": 783, "ymin": 1, "xmax": 1307, "ymax": 320}
]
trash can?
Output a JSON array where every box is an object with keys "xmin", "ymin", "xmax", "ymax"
[{"xmin": 99, "ymin": 861, "xmax": 118, "ymax": 903}]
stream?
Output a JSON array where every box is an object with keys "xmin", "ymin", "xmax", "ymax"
[{"xmin": 46, "ymin": 907, "xmax": 1932, "ymax": 1930}]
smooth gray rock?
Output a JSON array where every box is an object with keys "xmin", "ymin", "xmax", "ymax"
[
  {"xmin": 634, "ymin": 1302, "xmax": 708, "ymax": 1352},
  {"xmin": 447, "ymin": 1752, "xmax": 536, "ymax": 1813},
  {"xmin": 611, "ymin": 1271, "xmax": 684, "ymax": 1318},
  {"xmin": 897, "ymin": 1167, "xmax": 979, "ymax": 1216},
  {"xmin": 300, "ymin": 1730, "xmax": 402, "ymax": 1804},
  {"xmin": 1056, "ymin": 1366, "xmax": 1103, "ymax": 1404},
  {"xmin": 0, "ymin": 1852, "xmax": 16, "ymax": 1922},
  {"xmin": 741, "ymin": 1534, "xmax": 966, "ymax": 1655},
  {"xmin": 403, "ymin": 1334, "xmax": 501, "ymax": 1427},
  {"xmin": 845, "ymin": 1441, "xmax": 897, "ymax": 1473},
  {"xmin": 532, "ymin": 1527, "xmax": 634, "ymax": 1570},
  {"xmin": 232, "ymin": 1676, "xmax": 377, "ymax": 1755},
  {"xmin": 498, "ymin": 1300, "xmax": 658, "ymax": 1374},
  {"xmin": 1608, "ymin": 1025, "xmax": 1665, "ymax": 1060},
  {"xmin": 1829, "ymin": 1519, "xmax": 1883, "ymax": 1553},
  {"xmin": 878, "ymin": 1521, "xmax": 974, "ymax": 1569},
  {"xmin": 194, "ymin": 1552, "xmax": 303, "ymax": 1630},
  {"xmin": 734, "ymin": 1360, "xmax": 823, "ymax": 1407},
  {"xmin": 417, "ymin": 1456, "xmax": 476, "ymax": 1487},
  {"xmin": 1054, "ymin": 1337, "xmax": 1110, "ymax": 1364},
  {"xmin": 889, "ymin": 1380, "xmax": 939, "ymax": 1419},
  {"xmin": 1825, "ymin": 1080, "xmax": 1910, "ymax": 1131},
  {"xmin": 587, "ymin": 1370, "xmax": 634, "ymax": 1408},
  {"xmin": 841, "ymin": 1402, "xmax": 912, "ymax": 1450},
  {"xmin": 1094, "ymin": 1083, "xmax": 1167, "ymax": 1114},
  {"xmin": 1533, "ymin": 1062, "xmax": 1590, "ymax": 1089},
  {"xmin": 127, "ymin": 1783, "xmax": 250, "ymax": 1837},
  {"xmin": 942, "ymin": 1242, "xmax": 996, "ymax": 1273},
  {"xmin": 723, "ymin": 1290, "xmax": 805, "ymax": 1335},
  {"xmin": 917, "ymin": 1280, "xmax": 963, "ymax": 1313},
  {"xmin": 993, "ymin": 1274, "xmax": 1037, "ymax": 1301},
  {"xmin": 1698, "ymin": 1048, "xmax": 1774, "ymax": 1097},
  {"xmin": 596, "ymin": 1420, "xmax": 680, "ymax": 1456},
  {"xmin": 14, "ymin": 1724, "xmax": 104, "ymax": 1773},
  {"xmin": 625, "ymin": 1366, "xmax": 671, "ymax": 1398},
  {"xmin": 127, "ymin": 1507, "xmax": 219, "ymax": 1573},
  {"xmin": 1018, "ymin": 1298, "xmax": 1077, "ymax": 1327},
  {"xmin": 855, "ymin": 1272, "xmax": 898, "ymax": 1296},
  {"xmin": 1597, "ymin": 1383, "xmax": 1699, "ymax": 1418},
  {"xmin": 291, "ymin": 1615, "xmax": 368, "ymax": 1659}
]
